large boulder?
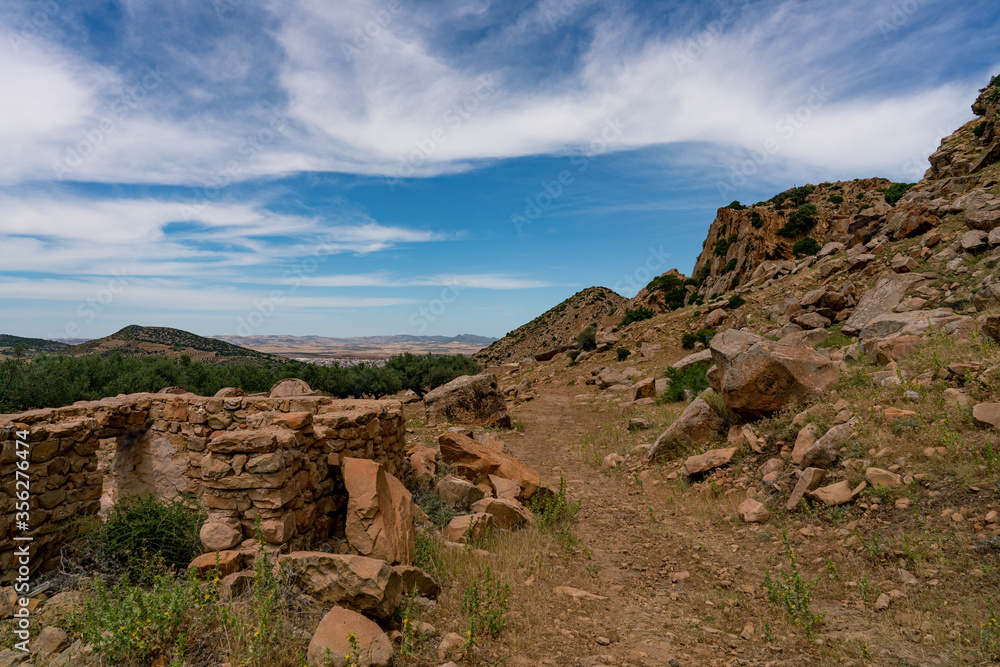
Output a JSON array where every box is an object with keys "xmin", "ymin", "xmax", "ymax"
[
  {"xmin": 343, "ymin": 458, "xmax": 416, "ymax": 565},
  {"xmin": 269, "ymin": 378, "xmax": 313, "ymax": 397},
  {"xmin": 434, "ymin": 476, "xmax": 486, "ymax": 510},
  {"xmin": 644, "ymin": 393, "xmax": 724, "ymax": 462},
  {"xmin": 279, "ymin": 552, "xmax": 403, "ymax": 619},
  {"xmin": 438, "ymin": 432, "xmax": 540, "ymax": 500},
  {"xmin": 684, "ymin": 446, "xmax": 737, "ymax": 476},
  {"xmin": 842, "ymin": 274, "xmax": 928, "ymax": 336},
  {"xmin": 711, "ymin": 338, "xmax": 841, "ymax": 418},
  {"xmin": 858, "ymin": 309, "xmax": 974, "ymax": 344},
  {"xmin": 672, "ymin": 349, "xmax": 713, "ymax": 372},
  {"xmin": 424, "ymin": 373, "xmax": 510, "ymax": 428},
  {"xmin": 471, "ymin": 497, "xmax": 535, "ymax": 529},
  {"xmin": 307, "ymin": 606, "xmax": 394, "ymax": 667}
]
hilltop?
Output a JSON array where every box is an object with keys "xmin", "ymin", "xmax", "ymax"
[
  {"xmin": 64, "ymin": 325, "xmax": 285, "ymax": 365},
  {"xmin": 0, "ymin": 334, "xmax": 70, "ymax": 358},
  {"xmin": 474, "ymin": 286, "xmax": 626, "ymax": 364}
]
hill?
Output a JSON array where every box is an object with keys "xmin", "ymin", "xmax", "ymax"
[
  {"xmin": 212, "ymin": 334, "xmax": 496, "ymax": 359},
  {"xmin": 64, "ymin": 325, "xmax": 285, "ymax": 365},
  {"xmin": 0, "ymin": 334, "xmax": 70, "ymax": 358},
  {"xmin": 474, "ymin": 286, "xmax": 626, "ymax": 364}
]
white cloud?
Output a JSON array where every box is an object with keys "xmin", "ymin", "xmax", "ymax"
[{"xmin": 299, "ymin": 273, "xmax": 553, "ymax": 289}]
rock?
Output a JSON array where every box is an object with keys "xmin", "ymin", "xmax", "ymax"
[
  {"xmin": 684, "ymin": 447, "xmax": 738, "ymax": 476},
  {"xmin": 870, "ymin": 335, "xmax": 922, "ymax": 365},
  {"xmin": 424, "ymin": 373, "xmax": 510, "ymax": 428},
  {"xmin": 444, "ymin": 513, "xmax": 494, "ymax": 543},
  {"xmin": 554, "ymin": 586, "xmax": 608, "ymax": 601},
  {"xmin": 787, "ymin": 468, "xmax": 827, "ymax": 510},
  {"xmin": 629, "ymin": 378, "xmax": 656, "ymax": 402},
  {"xmin": 791, "ymin": 312, "xmax": 832, "ymax": 330},
  {"xmin": 602, "ymin": 453, "xmax": 625, "ymax": 470},
  {"xmin": 644, "ymin": 395, "xmax": 724, "ymax": 462},
  {"xmin": 890, "ymin": 253, "xmax": 920, "ymax": 273},
  {"xmin": 711, "ymin": 336, "xmax": 841, "ymax": 418},
  {"xmin": 307, "ymin": 606, "xmax": 394, "ymax": 667},
  {"xmin": 842, "ymin": 274, "xmax": 927, "ymax": 335},
  {"xmin": 983, "ymin": 314, "xmax": 1000, "ymax": 342},
  {"xmin": 975, "ymin": 285, "xmax": 1000, "ymax": 311},
  {"xmin": 407, "ymin": 444, "xmax": 437, "ymax": 487},
  {"xmin": 808, "ymin": 480, "xmax": 855, "ymax": 506},
  {"xmin": 898, "ymin": 568, "xmax": 918, "ymax": 585},
  {"xmin": 800, "ymin": 419, "xmax": 856, "ymax": 469},
  {"xmin": 393, "ymin": 564, "xmax": 441, "ymax": 599},
  {"xmin": 737, "ymin": 498, "xmax": 770, "ymax": 523},
  {"xmin": 343, "ymin": 458, "xmax": 416, "ymax": 565},
  {"xmin": 705, "ymin": 309, "xmax": 727, "ymax": 327},
  {"xmin": 220, "ymin": 571, "xmax": 254, "ymax": 599},
  {"xmin": 858, "ymin": 309, "xmax": 973, "ymax": 344},
  {"xmin": 437, "ymin": 632, "xmax": 466, "ymax": 661},
  {"xmin": 279, "ymin": 552, "xmax": 403, "ymax": 619},
  {"xmin": 883, "ymin": 407, "xmax": 917, "ymax": 420},
  {"xmin": 439, "ymin": 432, "xmax": 540, "ymax": 500},
  {"xmin": 790, "ymin": 424, "xmax": 819, "ymax": 465},
  {"xmin": 488, "ymin": 474, "xmax": 520, "ymax": 500},
  {"xmin": 818, "ymin": 241, "xmax": 845, "ymax": 258},
  {"xmin": 944, "ymin": 388, "xmax": 973, "ymax": 408},
  {"xmin": 434, "ymin": 476, "xmax": 486, "ymax": 511},
  {"xmin": 972, "ymin": 403, "xmax": 1000, "ymax": 428},
  {"xmin": 189, "ymin": 550, "xmax": 243, "ymax": 578},
  {"xmin": 470, "ymin": 497, "xmax": 534, "ymax": 530},
  {"xmin": 201, "ymin": 521, "xmax": 243, "ymax": 551},
  {"xmin": 269, "ymin": 378, "xmax": 313, "ymax": 397},
  {"xmin": 960, "ymin": 229, "xmax": 989, "ymax": 253},
  {"xmin": 866, "ymin": 467, "xmax": 903, "ymax": 487},
  {"xmin": 672, "ymin": 349, "xmax": 713, "ymax": 372},
  {"xmin": 990, "ymin": 227, "xmax": 1000, "ymax": 247},
  {"xmin": 778, "ymin": 329, "xmax": 828, "ymax": 348},
  {"xmin": 30, "ymin": 626, "xmax": 70, "ymax": 661},
  {"xmin": 628, "ymin": 417, "xmax": 651, "ymax": 432},
  {"xmin": 875, "ymin": 593, "xmax": 891, "ymax": 611}
]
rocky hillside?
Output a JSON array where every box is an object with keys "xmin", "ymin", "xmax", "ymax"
[
  {"xmin": 474, "ymin": 287, "xmax": 626, "ymax": 365},
  {"xmin": 65, "ymin": 325, "xmax": 285, "ymax": 365},
  {"xmin": 0, "ymin": 334, "xmax": 70, "ymax": 358}
]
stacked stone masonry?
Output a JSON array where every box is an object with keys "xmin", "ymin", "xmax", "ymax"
[{"xmin": 0, "ymin": 391, "xmax": 405, "ymax": 583}]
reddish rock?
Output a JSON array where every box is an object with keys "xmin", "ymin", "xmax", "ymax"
[
  {"xmin": 972, "ymin": 403, "xmax": 1000, "ymax": 428},
  {"xmin": 790, "ymin": 424, "xmax": 819, "ymax": 465},
  {"xmin": 424, "ymin": 373, "xmax": 510, "ymax": 428},
  {"xmin": 188, "ymin": 550, "xmax": 243, "ymax": 578},
  {"xmin": 786, "ymin": 468, "xmax": 827, "ymax": 510},
  {"xmin": 269, "ymin": 378, "xmax": 313, "ymax": 397},
  {"xmin": 279, "ymin": 552, "xmax": 402, "ymax": 619},
  {"xmin": 435, "ymin": 476, "xmax": 486, "ymax": 510},
  {"xmin": 808, "ymin": 480, "xmax": 855, "ymax": 506},
  {"xmin": 629, "ymin": 378, "xmax": 656, "ymax": 402},
  {"xmin": 471, "ymin": 497, "xmax": 534, "ymax": 530},
  {"xmin": 439, "ymin": 432, "xmax": 540, "ymax": 500},
  {"xmin": 444, "ymin": 513, "xmax": 494, "ymax": 543},
  {"xmin": 200, "ymin": 521, "xmax": 243, "ymax": 551},
  {"xmin": 866, "ymin": 467, "xmax": 902, "ymax": 487},
  {"xmin": 684, "ymin": 446, "xmax": 738, "ymax": 476},
  {"xmin": 343, "ymin": 458, "xmax": 416, "ymax": 565},
  {"xmin": 738, "ymin": 498, "xmax": 770, "ymax": 523},
  {"xmin": 645, "ymin": 395, "xmax": 724, "ymax": 462},
  {"xmin": 392, "ymin": 564, "xmax": 441, "ymax": 599},
  {"xmin": 307, "ymin": 606, "xmax": 393, "ymax": 667}
]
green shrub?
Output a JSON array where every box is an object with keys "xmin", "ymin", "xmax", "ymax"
[
  {"xmin": 576, "ymin": 325, "xmax": 597, "ymax": 351},
  {"xmin": 567, "ymin": 349, "xmax": 581, "ymax": 364},
  {"xmin": 646, "ymin": 274, "xmax": 683, "ymax": 291},
  {"xmin": 974, "ymin": 121, "xmax": 987, "ymax": 138},
  {"xmin": 792, "ymin": 237, "xmax": 821, "ymax": 257},
  {"xmin": 728, "ymin": 294, "xmax": 746, "ymax": 309},
  {"xmin": 659, "ymin": 362, "xmax": 710, "ymax": 402},
  {"xmin": 690, "ymin": 265, "xmax": 711, "ymax": 287},
  {"xmin": 713, "ymin": 233, "xmax": 738, "ymax": 257},
  {"xmin": 883, "ymin": 182, "xmax": 915, "ymax": 206},
  {"xmin": 726, "ymin": 200, "xmax": 747, "ymax": 210},
  {"xmin": 855, "ymin": 192, "xmax": 865, "ymax": 200},
  {"xmin": 770, "ymin": 185, "xmax": 815, "ymax": 209},
  {"xmin": 826, "ymin": 194, "xmax": 843, "ymax": 205},
  {"xmin": 777, "ymin": 203, "xmax": 818, "ymax": 237},
  {"xmin": 615, "ymin": 347, "xmax": 630, "ymax": 362},
  {"xmin": 621, "ymin": 307, "xmax": 655, "ymax": 327},
  {"xmin": 687, "ymin": 293, "xmax": 704, "ymax": 306},
  {"xmin": 764, "ymin": 531, "xmax": 824, "ymax": 634},
  {"xmin": 645, "ymin": 274, "xmax": 686, "ymax": 310},
  {"xmin": 721, "ymin": 258, "xmax": 737, "ymax": 274},
  {"xmin": 749, "ymin": 211, "xmax": 764, "ymax": 228},
  {"xmin": 528, "ymin": 477, "xmax": 580, "ymax": 531},
  {"xmin": 680, "ymin": 328, "xmax": 716, "ymax": 350},
  {"xmin": 82, "ymin": 495, "xmax": 204, "ymax": 582}
]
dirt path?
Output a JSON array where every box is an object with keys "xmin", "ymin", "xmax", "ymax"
[{"xmin": 491, "ymin": 387, "xmax": 965, "ymax": 667}]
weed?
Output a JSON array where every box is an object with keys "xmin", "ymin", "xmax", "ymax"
[
  {"xmin": 983, "ymin": 598, "xmax": 1000, "ymax": 660},
  {"xmin": 396, "ymin": 593, "xmax": 422, "ymax": 657},
  {"xmin": 344, "ymin": 632, "xmax": 362, "ymax": 666},
  {"xmin": 764, "ymin": 530, "xmax": 824, "ymax": 634},
  {"xmin": 823, "ymin": 558, "xmax": 840, "ymax": 581},
  {"xmin": 856, "ymin": 529, "xmax": 886, "ymax": 561},
  {"xmin": 462, "ymin": 567, "xmax": 510, "ymax": 648},
  {"xmin": 659, "ymin": 362, "xmax": 710, "ymax": 403}
]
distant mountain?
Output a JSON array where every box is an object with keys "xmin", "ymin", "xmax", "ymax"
[
  {"xmin": 0, "ymin": 334, "xmax": 70, "ymax": 357},
  {"xmin": 211, "ymin": 334, "xmax": 497, "ymax": 359},
  {"xmin": 474, "ymin": 286, "xmax": 626, "ymax": 365},
  {"xmin": 64, "ymin": 325, "xmax": 285, "ymax": 365}
]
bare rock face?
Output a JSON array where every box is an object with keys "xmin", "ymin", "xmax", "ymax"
[
  {"xmin": 712, "ymin": 337, "xmax": 841, "ymax": 418},
  {"xmin": 842, "ymin": 274, "xmax": 928, "ymax": 336},
  {"xmin": 343, "ymin": 458, "xmax": 416, "ymax": 565},
  {"xmin": 438, "ymin": 432, "xmax": 540, "ymax": 500},
  {"xmin": 423, "ymin": 373, "xmax": 510, "ymax": 428},
  {"xmin": 279, "ymin": 552, "xmax": 403, "ymax": 619},
  {"xmin": 307, "ymin": 606, "xmax": 394, "ymax": 667},
  {"xmin": 644, "ymin": 394, "xmax": 724, "ymax": 462}
]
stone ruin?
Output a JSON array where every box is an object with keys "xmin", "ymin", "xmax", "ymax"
[{"xmin": 0, "ymin": 380, "xmax": 405, "ymax": 583}]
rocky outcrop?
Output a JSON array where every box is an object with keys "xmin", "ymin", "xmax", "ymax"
[
  {"xmin": 423, "ymin": 373, "xmax": 510, "ymax": 428},
  {"xmin": 841, "ymin": 273, "xmax": 930, "ymax": 336}
]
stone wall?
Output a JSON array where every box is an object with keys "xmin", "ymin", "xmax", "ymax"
[{"xmin": 0, "ymin": 388, "xmax": 404, "ymax": 583}]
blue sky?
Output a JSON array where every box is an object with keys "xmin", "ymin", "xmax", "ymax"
[{"xmin": 2, "ymin": 0, "xmax": 998, "ymax": 340}]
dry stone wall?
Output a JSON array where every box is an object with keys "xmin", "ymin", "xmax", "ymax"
[{"xmin": 0, "ymin": 389, "xmax": 404, "ymax": 583}]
